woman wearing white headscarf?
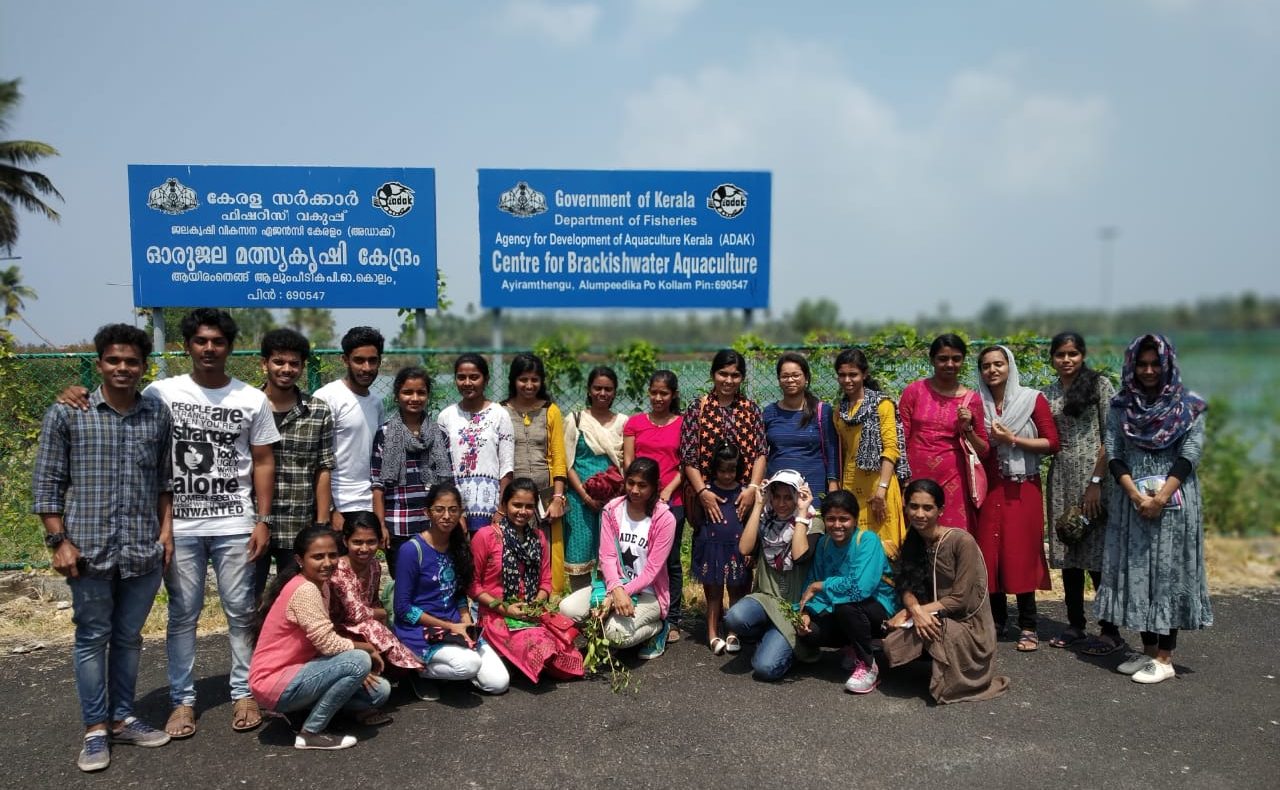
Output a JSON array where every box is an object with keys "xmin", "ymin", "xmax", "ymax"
[{"xmin": 974, "ymin": 345, "xmax": 1060, "ymax": 651}]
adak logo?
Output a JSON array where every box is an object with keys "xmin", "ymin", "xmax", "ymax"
[
  {"xmin": 146, "ymin": 178, "xmax": 199, "ymax": 215},
  {"xmin": 706, "ymin": 183, "xmax": 747, "ymax": 219},
  {"xmin": 373, "ymin": 181, "xmax": 415, "ymax": 217},
  {"xmin": 497, "ymin": 181, "xmax": 547, "ymax": 218}
]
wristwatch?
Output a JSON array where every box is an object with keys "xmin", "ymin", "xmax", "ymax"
[
  {"xmin": 255, "ymin": 513, "xmax": 273, "ymax": 526},
  {"xmin": 44, "ymin": 532, "xmax": 67, "ymax": 549},
  {"xmin": 1089, "ymin": 475, "xmax": 1102, "ymax": 485}
]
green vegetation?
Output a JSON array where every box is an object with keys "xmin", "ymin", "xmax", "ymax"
[{"xmin": 1, "ymin": 77, "xmax": 62, "ymax": 254}]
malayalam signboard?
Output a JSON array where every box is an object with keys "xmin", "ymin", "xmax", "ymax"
[
  {"xmin": 128, "ymin": 165, "xmax": 437, "ymax": 308},
  {"xmin": 478, "ymin": 169, "xmax": 770, "ymax": 308}
]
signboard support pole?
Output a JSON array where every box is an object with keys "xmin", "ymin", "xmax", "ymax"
[
  {"xmin": 743, "ymin": 308, "xmax": 754, "ymax": 330},
  {"xmin": 491, "ymin": 308, "xmax": 504, "ymax": 371},
  {"xmin": 414, "ymin": 308, "xmax": 427, "ymax": 349},
  {"xmin": 151, "ymin": 307, "xmax": 167, "ymax": 379}
]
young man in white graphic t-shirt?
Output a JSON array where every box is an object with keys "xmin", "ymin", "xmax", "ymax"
[
  {"xmin": 143, "ymin": 310, "xmax": 280, "ymax": 738},
  {"xmin": 313, "ymin": 326, "xmax": 384, "ymax": 533}
]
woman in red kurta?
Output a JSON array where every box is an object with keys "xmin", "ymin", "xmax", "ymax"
[
  {"xmin": 899, "ymin": 334, "xmax": 990, "ymax": 531},
  {"xmin": 469, "ymin": 479, "xmax": 584, "ymax": 683},
  {"xmin": 975, "ymin": 346, "xmax": 1060, "ymax": 651}
]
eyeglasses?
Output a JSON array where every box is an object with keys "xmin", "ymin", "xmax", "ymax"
[
  {"xmin": 428, "ymin": 506, "xmax": 461, "ymax": 516},
  {"xmin": 778, "ymin": 373, "xmax": 805, "ymax": 381}
]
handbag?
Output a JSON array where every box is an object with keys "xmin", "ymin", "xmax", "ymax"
[
  {"xmin": 1054, "ymin": 504, "xmax": 1107, "ymax": 545},
  {"xmin": 961, "ymin": 393, "xmax": 988, "ymax": 509},
  {"xmin": 584, "ymin": 465, "xmax": 623, "ymax": 501}
]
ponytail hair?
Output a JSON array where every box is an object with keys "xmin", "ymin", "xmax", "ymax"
[
  {"xmin": 255, "ymin": 525, "xmax": 339, "ymax": 640},
  {"xmin": 776, "ymin": 351, "xmax": 819, "ymax": 427},
  {"xmin": 833, "ymin": 348, "xmax": 882, "ymax": 392},
  {"xmin": 1050, "ymin": 331, "xmax": 1102, "ymax": 418},
  {"xmin": 424, "ymin": 481, "xmax": 473, "ymax": 595}
]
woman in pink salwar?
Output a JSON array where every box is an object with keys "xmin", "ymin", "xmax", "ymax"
[
  {"xmin": 329, "ymin": 512, "xmax": 424, "ymax": 673},
  {"xmin": 470, "ymin": 479, "xmax": 585, "ymax": 684},
  {"xmin": 899, "ymin": 334, "xmax": 990, "ymax": 531}
]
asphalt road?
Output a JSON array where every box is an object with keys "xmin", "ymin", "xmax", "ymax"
[{"xmin": 3, "ymin": 591, "xmax": 1278, "ymax": 790}]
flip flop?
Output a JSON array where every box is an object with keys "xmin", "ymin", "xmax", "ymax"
[
  {"xmin": 709, "ymin": 637, "xmax": 727, "ymax": 656},
  {"xmin": 1016, "ymin": 631, "xmax": 1040, "ymax": 652},
  {"xmin": 231, "ymin": 697, "xmax": 262, "ymax": 732},
  {"xmin": 1049, "ymin": 627, "xmax": 1086, "ymax": 649},
  {"xmin": 1080, "ymin": 634, "xmax": 1125, "ymax": 656},
  {"xmin": 165, "ymin": 704, "xmax": 197, "ymax": 740}
]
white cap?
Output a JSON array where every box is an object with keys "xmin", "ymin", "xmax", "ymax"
[{"xmin": 764, "ymin": 469, "xmax": 806, "ymax": 493}]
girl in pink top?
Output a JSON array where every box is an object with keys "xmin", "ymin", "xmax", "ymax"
[
  {"xmin": 623, "ymin": 370, "xmax": 686, "ymax": 638},
  {"xmin": 250, "ymin": 526, "xmax": 391, "ymax": 751},
  {"xmin": 558, "ymin": 458, "xmax": 677, "ymax": 659}
]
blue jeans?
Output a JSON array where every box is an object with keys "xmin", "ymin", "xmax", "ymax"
[
  {"xmin": 724, "ymin": 597, "xmax": 794, "ymax": 681},
  {"xmin": 165, "ymin": 534, "xmax": 257, "ymax": 706},
  {"xmin": 666, "ymin": 504, "xmax": 686, "ymax": 626},
  {"xmin": 68, "ymin": 567, "xmax": 163, "ymax": 726},
  {"xmin": 274, "ymin": 649, "xmax": 390, "ymax": 733}
]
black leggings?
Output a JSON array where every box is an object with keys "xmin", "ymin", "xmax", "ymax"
[
  {"xmin": 1141, "ymin": 630, "xmax": 1179, "ymax": 651},
  {"xmin": 796, "ymin": 600, "xmax": 889, "ymax": 663},
  {"xmin": 1061, "ymin": 568, "xmax": 1101, "ymax": 630},
  {"xmin": 990, "ymin": 592, "xmax": 1037, "ymax": 632},
  {"xmin": 1097, "ymin": 621, "xmax": 1178, "ymax": 651}
]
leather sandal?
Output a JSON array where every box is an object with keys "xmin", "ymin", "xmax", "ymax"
[
  {"xmin": 165, "ymin": 704, "xmax": 197, "ymax": 739},
  {"xmin": 231, "ymin": 697, "xmax": 262, "ymax": 732}
]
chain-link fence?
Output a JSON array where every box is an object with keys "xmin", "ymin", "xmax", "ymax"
[{"xmin": 0, "ymin": 340, "xmax": 1123, "ymax": 564}]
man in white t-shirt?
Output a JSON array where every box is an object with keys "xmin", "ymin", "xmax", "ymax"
[
  {"xmin": 313, "ymin": 326, "xmax": 384, "ymax": 532},
  {"xmin": 145, "ymin": 309, "xmax": 279, "ymax": 738}
]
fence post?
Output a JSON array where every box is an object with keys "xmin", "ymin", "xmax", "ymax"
[
  {"xmin": 152, "ymin": 307, "xmax": 168, "ymax": 379},
  {"xmin": 491, "ymin": 308, "xmax": 504, "ymax": 372}
]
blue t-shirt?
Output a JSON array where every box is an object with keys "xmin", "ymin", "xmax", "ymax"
[
  {"xmin": 392, "ymin": 535, "xmax": 464, "ymax": 656},
  {"xmin": 762, "ymin": 402, "xmax": 837, "ymax": 500}
]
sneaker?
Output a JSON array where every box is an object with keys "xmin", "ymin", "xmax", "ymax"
[
  {"xmin": 1117, "ymin": 652, "xmax": 1156, "ymax": 676},
  {"xmin": 1131, "ymin": 659, "xmax": 1175, "ymax": 684},
  {"xmin": 77, "ymin": 731, "xmax": 110, "ymax": 772},
  {"xmin": 111, "ymin": 716, "xmax": 171, "ymax": 748},
  {"xmin": 294, "ymin": 731, "xmax": 357, "ymax": 751},
  {"xmin": 639, "ymin": 620, "xmax": 669, "ymax": 660},
  {"xmin": 411, "ymin": 674, "xmax": 441, "ymax": 701},
  {"xmin": 844, "ymin": 660, "xmax": 880, "ymax": 694},
  {"xmin": 839, "ymin": 647, "xmax": 859, "ymax": 671}
]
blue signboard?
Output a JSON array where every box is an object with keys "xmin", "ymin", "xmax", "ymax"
[
  {"xmin": 128, "ymin": 165, "xmax": 437, "ymax": 308},
  {"xmin": 478, "ymin": 169, "xmax": 770, "ymax": 309}
]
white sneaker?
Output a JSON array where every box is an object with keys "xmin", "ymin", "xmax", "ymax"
[
  {"xmin": 295, "ymin": 731, "xmax": 357, "ymax": 750},
  {"xmin": 1117, "ymin": 652, "xmax": 1155, "ymax": 675},
  {"xmin": 1131, "ymin": 659, "xmax": 1175, "ymax": 684},
  {"xmin": 843, "ymin": 660, "xmax": 879, "ymax": 694}
]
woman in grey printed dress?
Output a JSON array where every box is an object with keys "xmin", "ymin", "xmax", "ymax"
[
  {"xmin": 1094, "ymin": 334, "xmax": 1210, "ymax": 685},
  {"xmin": 1043, "ymin": 332, "xmax": 1116, "ymax": 651}
]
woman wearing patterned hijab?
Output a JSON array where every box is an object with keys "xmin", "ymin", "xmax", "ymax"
[{"xmin": 1094, "ymin": 334, "xmax": 1210, "ymax": 684}]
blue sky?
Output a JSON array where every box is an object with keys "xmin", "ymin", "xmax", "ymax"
[{"xmin": 2, "ymin": 0, "xmax": 1276, "ymax": 345}]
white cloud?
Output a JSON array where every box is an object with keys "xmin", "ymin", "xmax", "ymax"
[
  {"xmin": 625, "ymin": 0, "xmax": 702, "ymax": 37},
  {"xmin": 616, "ymin": 40, "xmax": 1111, "ymax": 317},
  {"xmin": 502, "ymin": 1, "xmax": 601, "ymax": 46}
]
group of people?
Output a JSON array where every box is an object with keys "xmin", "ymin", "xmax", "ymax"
[{"xmin": 33, "ymin": 309, "xmax": 1212, "ymax": 772}]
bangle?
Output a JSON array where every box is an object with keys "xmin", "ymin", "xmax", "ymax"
[
  {"xmin": 877, "ymin": 481, "xmax": 890, "ymax": 490},
  {"xmin": 698, "ymin": 486, "xmax": 711, "ymax": 496},
  {"xmin": 552, "ymin": 493, "xmax": 566, "ymax": 501},
  {"xmin": 486, "ymin": 598, "xmax": 501, "ymax": 609}
]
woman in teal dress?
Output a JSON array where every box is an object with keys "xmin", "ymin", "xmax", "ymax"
[
  {"xmin": 562, "ymin": 367, "xmax": 627, "ymax": 591},
  {"xmin": 1094, "ymin": 334, "xmax": 1210, "ymax": 685}
]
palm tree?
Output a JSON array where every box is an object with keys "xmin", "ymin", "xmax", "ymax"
[
  {"xmin": 0, "ymin": 78, "xmax": 62, "ymax": 253},
  {"xmin": 0, "ymin": 265, "xmax": 35, "ymax": 323}
]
